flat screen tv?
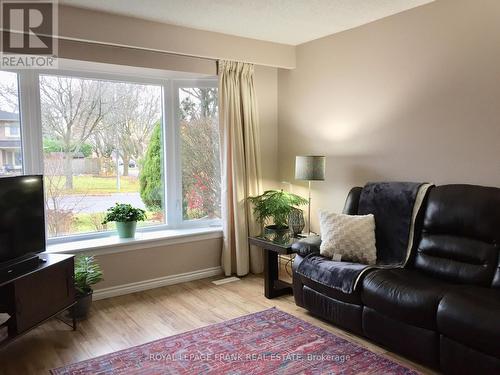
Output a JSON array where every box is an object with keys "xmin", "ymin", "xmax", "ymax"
[{"xmin": 0, "ymin": 175, "xmax": 45, "ymax": 266}]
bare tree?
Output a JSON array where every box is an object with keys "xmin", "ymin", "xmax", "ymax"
[
  {"xmin": 44, "ymin": 156, "xmax": 86, "ymax": 236},
  {"xmin": 180, "ymin": 88, "xmax": 217, "ymax": 120},
  {"xmin": 40, "ymin": 76, "xmax": 107, "ymax": 188},
  {"xmin": 90, "ymin": 123, "xmax": 114, "ymax": 159},
  {"xmin": 0, "ymin": 82, "xmax": 19, "ymax": 113},
  {"xmin": 105, "ymin": 83, "xmax": 161, "ymax": 176},
  {"xmin": 88, "ymin": 116, "xmax": 115, "ymax": 175}
]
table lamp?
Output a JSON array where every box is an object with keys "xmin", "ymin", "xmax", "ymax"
[{"xmin": 295, "ymin": 155, "xmax": 326, "ymax": 235}]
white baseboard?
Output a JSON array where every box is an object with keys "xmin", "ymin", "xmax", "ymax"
[{"xmin": 93, "ymin": 266, "xmax": 223, "ymax": 301}]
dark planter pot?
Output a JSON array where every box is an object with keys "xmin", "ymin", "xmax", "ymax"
[
  {"xmin": 264, "ymin": 225, "xmax": 290, "ymax": 237},
  {"xmin": 70, "ymin": 291, "xmax": 93, "ymax": 320}
]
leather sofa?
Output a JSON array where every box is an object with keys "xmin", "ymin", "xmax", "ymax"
[{"xmin": 292, "ymin": 184, "xmax": 500, "ymax": 374}]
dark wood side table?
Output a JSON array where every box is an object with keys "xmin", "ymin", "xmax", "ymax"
[{"xmin": 249, "ymin": 235, "xmax": 303, "ymax": 299}]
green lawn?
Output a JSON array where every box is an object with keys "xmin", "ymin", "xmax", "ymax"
[
  {"xmin": 46, "ymin": 175, "xmax": 140, "ymax": 195},
  {"xmin": 73, "ymin": 212, "xmax": 161, "ymax": 234}
]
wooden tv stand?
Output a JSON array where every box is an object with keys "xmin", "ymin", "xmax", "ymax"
[{"xmin": 0, "ymin": 253, "xmax": 76, "ymax": 347}]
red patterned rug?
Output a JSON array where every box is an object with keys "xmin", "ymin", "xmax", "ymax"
[{"xmin": 51, "ymin": 308, "xmax": 419, "ymax": 374}]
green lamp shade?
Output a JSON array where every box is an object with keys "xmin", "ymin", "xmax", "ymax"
[{"xmin": 295, "ymin": 156, "xmax": 326, "ymax": 181}]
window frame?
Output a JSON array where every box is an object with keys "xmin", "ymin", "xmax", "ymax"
[
  {"xmin": 7, "ymin": 60, "xmax": 220, "ymax": 245},
  {"xmin": 173, "ymin": 79, "xmax": 221, "ymax": 228}
]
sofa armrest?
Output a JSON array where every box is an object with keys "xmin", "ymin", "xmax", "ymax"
[{"xmin": 292, "ymin": 235, "xmax": 321, "ymax": 257}]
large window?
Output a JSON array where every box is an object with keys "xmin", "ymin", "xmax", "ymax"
[
  {"xmin": 40, "ymin": 74, "xmax": 164, "ymax": 238},
  {"xmin": 0, "ymin": 63, "xmax": 220, "ymax": 241}
]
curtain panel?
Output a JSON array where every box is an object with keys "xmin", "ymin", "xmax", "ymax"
[{"xmin": 218, "ymin": 60, "xmax": 263, "ymax": 276}]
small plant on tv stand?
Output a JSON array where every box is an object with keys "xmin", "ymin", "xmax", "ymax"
[{"xmin": 72, "ymin": 255, "xmax": 103, "ymax": 320}]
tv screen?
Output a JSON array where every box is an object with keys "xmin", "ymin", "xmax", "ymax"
[{"xmin": 0, "ymin": 175, "xmax": 45, "ymax": 264}]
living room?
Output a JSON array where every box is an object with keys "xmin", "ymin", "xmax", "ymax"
[{"xmin": 0, "ymin": 0, "xmax": 498, "ymax": 374}]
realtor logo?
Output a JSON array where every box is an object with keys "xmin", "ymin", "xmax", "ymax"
[{"xmin": 0, "ymin": 0, "xmax": 58, "ymax": 68}]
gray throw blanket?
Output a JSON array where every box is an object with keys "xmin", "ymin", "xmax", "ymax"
[
  {"xmin": 359, "ymin": 182, "xmax": 429, "ymax": 265},
  {"xmin": 296, "ymin": 182, "xmax": 431, "ymax": 294}
]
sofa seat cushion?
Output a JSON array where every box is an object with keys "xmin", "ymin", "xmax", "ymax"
[
  {"xmin": 437, "ymin": 287, "xmax": 500, "ymax": 358},
  {"xmin": 295, "ymin": 254, "xmax": 373, "ymax": 300},
  {"xmin": 362, "ymin": 269, "xmax": 457, "ymax": 330}
]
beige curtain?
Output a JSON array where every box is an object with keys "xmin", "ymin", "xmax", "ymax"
[{"xmin": 219, "ymin": 60, "xmax": 263, "ymax": 276}]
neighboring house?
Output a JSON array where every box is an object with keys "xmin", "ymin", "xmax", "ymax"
[{"xmin": 0, "ymin": 110, "xmax": 22, "ymax": 173}]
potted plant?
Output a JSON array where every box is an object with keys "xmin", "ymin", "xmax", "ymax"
[
  {"xmin": 248, "ymin": 190, "xmax": 308, "ymax": 236},
  {"xmin": 102, "ymin": 203, "xmax": 146, "ymax": 239},
  {"xmin": 72, "ymin": 255, "xmax": 103, "ymax": 320}
]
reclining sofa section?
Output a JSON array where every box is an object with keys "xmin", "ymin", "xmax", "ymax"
[{"xmin": 292, "ymin": 183, "xmax": 500, "ymax": 374}]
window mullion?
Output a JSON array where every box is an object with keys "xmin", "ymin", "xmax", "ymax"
[
  {"xmin": 172, "ymin": 82, "xmax": 183, "ymax": 227},
  {"xmin": 18, "ymin": 70, "xmax": 43, "ymax": 175},
  {"xmin": 164, "ymin": 80, "xmax": 178, "ymax": 227}
]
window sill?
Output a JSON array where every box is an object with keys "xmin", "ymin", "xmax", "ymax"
[{"xmin": 46, "ymin": 227, "xmax": 223, "ymax": 256}]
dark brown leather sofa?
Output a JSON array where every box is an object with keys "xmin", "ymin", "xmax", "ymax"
[{"xmin": 292, "ymin": 184, "xmax": 500, "ymax": 374}]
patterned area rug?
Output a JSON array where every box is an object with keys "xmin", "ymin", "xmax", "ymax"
[{"xmin": 51, "ymin": 308, "xmax": 419, "ymax": 374}]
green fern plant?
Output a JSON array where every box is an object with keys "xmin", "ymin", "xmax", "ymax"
[
  {"xmin": 74, "ymin": 256, "xmax": 103, "ymax": 296},
  {"xmin": 247, "ymin": 190, "xmax": 308, "ymax": 229}
]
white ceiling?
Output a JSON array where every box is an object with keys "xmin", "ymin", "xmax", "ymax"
[{"xmin": 60, "ymin": 0, "xmax": 434, "ymax": 46}]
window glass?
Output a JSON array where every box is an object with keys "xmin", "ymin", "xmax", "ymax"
[
  {"xmin": 178, "ymin": 86, "xmax": 221, "ymax": 221},
  {"xmin": 40, "ymin": 74, "xmax": 165, "ymax": 238},
  {"xmin": 0, "ymin": 71, "xmax": 23, "ymax": 176}
]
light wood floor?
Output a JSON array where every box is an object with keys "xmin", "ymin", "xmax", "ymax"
[{"xmin": 0, "ymin": 272, "xmax": 436, "ymax": 375}]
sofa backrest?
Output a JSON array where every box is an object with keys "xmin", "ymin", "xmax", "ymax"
[
  {"xmin": 413, "ymin": 184, "xmax": 500, "ymax": 287},
  {"xmin": 343, "ymin": 187, "xmax": 362, "ymax": 215}
]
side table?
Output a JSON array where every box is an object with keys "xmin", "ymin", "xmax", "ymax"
[{"xmin": 249, "ymin": 235, "xmax": 304, "ymax": 299}]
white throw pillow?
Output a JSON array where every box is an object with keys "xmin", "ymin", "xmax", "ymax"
[{"xmin": 318, "ymin": 210, "xmax": 377, "ymax": 265}]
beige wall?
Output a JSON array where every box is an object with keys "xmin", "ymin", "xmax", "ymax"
[
  {"xmin": 58, "ymin": 6, "xmax": 295, "ymax": 69},
  {"xmin": 255, "ymin": 65, "xmax": 279, "ymax": 191},
  {"xmin": 278, "ymin": 0, "xmax": 500, "ymax": 232},
  {"xmin": 95, "ymin": 238, "xmax": 222, "ymax": 289}
]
